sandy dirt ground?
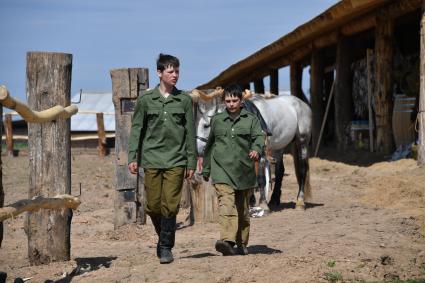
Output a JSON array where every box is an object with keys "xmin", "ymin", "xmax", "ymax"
[{"xmin": 1, "ymin": 149, "xmax": 425, "ymax": 283}]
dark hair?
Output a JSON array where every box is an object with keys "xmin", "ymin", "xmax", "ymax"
[
  {"xmin": 157, "ymin": 53, "xmax": 180, "ymax": 71},
  {"xmin": 224, "ymin": 83, "xmax": 243, "ymax": 99}
]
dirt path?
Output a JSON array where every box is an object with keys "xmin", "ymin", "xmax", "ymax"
[{"xmin": 1, "ymin": 153, "xmax": 424, "ymax": 282}]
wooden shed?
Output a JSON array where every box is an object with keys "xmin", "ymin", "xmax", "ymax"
[{"xmin": 197, "ymin": 0, "xmax": 425, "ymax": 161}]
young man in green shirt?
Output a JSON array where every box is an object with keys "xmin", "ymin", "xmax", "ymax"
[
  {"xmin": 128, "ymin": 54, "xmax": 196, "ymax": 264},
  {"xmin": 202, "ymin": 84, "xmax": 266, "ymax": 256}
]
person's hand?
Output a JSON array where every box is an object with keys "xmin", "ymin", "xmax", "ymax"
[
  {"xmin": 249, "ymin": 150, "xmax": 259, "ymax": 161},
  {"xmin": 128, "ymin": 162, "xmax": 138, "ymax": 175},
  {"xmin": 186, "ymin": 169, "xmax": 194, "ymax": 179}
]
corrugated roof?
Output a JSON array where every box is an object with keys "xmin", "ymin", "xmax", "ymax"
[{"xmin": 70, "ymin": 91, "xmax": 115, "ymax": 132}]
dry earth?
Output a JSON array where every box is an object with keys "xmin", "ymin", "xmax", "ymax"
[{"xmin": 1, "ymin": 149, "xmax": 425, "ymax": 283}]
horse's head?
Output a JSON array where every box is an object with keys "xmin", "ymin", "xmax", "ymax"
[{"xmin": 189, "ymin": 88, "xmax": 225, "ymax": 156}]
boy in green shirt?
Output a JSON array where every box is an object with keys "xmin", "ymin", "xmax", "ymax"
[
  {"xmin": 128, "ymin": 54, "xmax": 196, "ymax": 264},
  {"xmin": 202, "ymin": 84, "xmax": 265, "ymax": 256}
]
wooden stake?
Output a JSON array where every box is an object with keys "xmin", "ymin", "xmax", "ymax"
[
  {"xmin": 96, "ymin": 112, "xmax": 106, "ymax": 157},
  {"xmin": 367, "ymin": 49, "xmax": 375, "ymax": 152},
  {"xmin": 4, "ymin": 113, "xmax": 13, "ymax": 156}
]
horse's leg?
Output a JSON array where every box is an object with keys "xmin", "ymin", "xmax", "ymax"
[
  {"xmin": 292, "ymin": 139, "xmax": 311, "ymax": 210},
  {"xmin": 269, "ymin": 149, "xmax": 285, "ymax": 207},
  {"xmin": 257, "ymin": 157, "xmax": 270, "ymax": 214}
]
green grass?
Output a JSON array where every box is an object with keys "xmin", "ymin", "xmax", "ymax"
[{"xmin": 324, "ymin": 271, "xmax": 342, "ymax": 283}]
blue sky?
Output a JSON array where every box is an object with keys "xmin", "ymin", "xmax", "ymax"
[{"xmin": 0, "ymin": 0, "xmax": 338, "ymax": 102}]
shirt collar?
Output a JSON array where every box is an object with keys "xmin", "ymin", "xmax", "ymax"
[
  {"xmin": 151, "ymin": 85, "xmax": 182, "ymax": 102},
  {"xmin": 222, "ymin": 108, "xmax": 249, "ymax": 121}
]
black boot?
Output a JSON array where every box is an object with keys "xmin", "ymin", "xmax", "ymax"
[
  {"xmin": 150, "ymin": 215, "xmax": 161, "ymax": 258},
  {"xmin": 159, "ymin": 216, "xmax": 176, "ymax": 264}
]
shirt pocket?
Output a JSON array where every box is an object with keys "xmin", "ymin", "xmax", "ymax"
[
  {"xmin": 147, "ymin": 109, "xmax": 161, "ymax": 128},
  {"xmin": 234, "ymin": 127, "xmax": 251, "ymax": 148},
  {"xmin": 169, "ymin": 108, "xmax": 186, "ymax": 126}
]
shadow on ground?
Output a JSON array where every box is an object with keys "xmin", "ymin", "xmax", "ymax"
[{"xmin": 44, "ymin": 256, "xmax": 118, "ymax": 283}]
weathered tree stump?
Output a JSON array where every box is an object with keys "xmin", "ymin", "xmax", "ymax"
[
  {"xmin": 26, "ymin": 51, "xmax": 73, "ymax": 265},
  {"xmin": 110, "ymin": 68, "xmax": 148, "ymax": 228}
]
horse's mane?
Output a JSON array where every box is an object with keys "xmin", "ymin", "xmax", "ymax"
[{"xmin": 243, "ymin": 90, "xmax": 277, "ymax": 101}]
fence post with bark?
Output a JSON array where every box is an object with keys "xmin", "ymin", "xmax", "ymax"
[
  {"xmin": 25, "ymin": 51, "xmax": 74, "ymax": 265},
  {"xmin": 110, "ymin": 68, "xmax": 149, "ymax": 229}
]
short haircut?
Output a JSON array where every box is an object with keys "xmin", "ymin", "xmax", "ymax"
[
  {"xmin": 157, "ymin": 53, "xmax": 180, "ymax": 71},
  {"xmin": 224, "ymin": 83, "xmax": 243, "ymax": 99}
]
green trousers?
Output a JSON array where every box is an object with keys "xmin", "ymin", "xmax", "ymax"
[
  {"xmin": 214, "ymin": 183, "xmax": 252, "ymax": 246},
  {"xmin": 144, "ymin": 167, "xmax": 185, "ymax": 218}
]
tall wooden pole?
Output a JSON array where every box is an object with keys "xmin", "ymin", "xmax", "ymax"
[
  {"xmin": 270, "ymin": 68, "xmax": 279, "ymax": 95},
  {"xmin": 0, "ymin": 105, "xmax": 3, "ymax": 247},
  {"xmin": 290, "ymin": 62, "xmax": 308, "ymax": 103},
  {"xmin": 335, "ymin": 37, "xmax": 354, "ymax": 150},
  {"xmin": 367, "ymin": 49, "xmax": 375, "ymax": 152},
  {"xmin": 4, "ymin": 113, "xmax": 14, "ymax": 156},
  {"xmin": 110, "ymin": 68, "xmax": 148, "ymax": 228},
  {"xmin": 419, "ymin": 1, "xmax": 425, "ymax": 164},
  {"xmin": 96, "ymin": 112, "xmax": 106, "ymax": 157},
  {"xmin": 375, "ymin": 14, "xmax": 395, "ymax": 154},
  {"xmin": 254, "ymin": 78, "xmax": 265, "ymax": 94},
  {"xmin": 310, "ymin": 50, "xmax": 325, "ymax": 150},
  {"xmin": 26, "ymin": 51, "xmax": 73, "ymax": 265}
]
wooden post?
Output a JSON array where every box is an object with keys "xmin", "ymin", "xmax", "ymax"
[
  {"xmin": 240, "ymin": 83, "xmax": 250, "ymax": 91},
  {"xmin": 367, "ymin": 49, "xmax": 375, "ymax": 152},
  {"xmin": 375, "ymin": 14, "xmax": 395, "ymax": 154},
  {"xmin": 96, "ymin": 112, "xmax": 106, "ymax": 157},
  {"xmin": 191, "ymin": 179, "xmax": 218, "ymax": 223},
  {"xmin": 270, "ymin": 69, "xmax": 279, "ymax": 95},
  {"xmin": 254, "ymin": 78, "xmax": 265, "ymax": 94},
  {"xmin": 0, "ymin": 105, "xmax": 3, "ymax": 247},
  {"xmin": 310, "ymin": 50, "xmax": 325, "ymax": 150},
  {"xmin": 110, "ymin": 68, "xmax": 148, "ymax": 228},
  {"xmin": 419, "ymin": 1, "xmax": 425, "ymax": 164},
  {"xmin": 290, "ymin": 62, "xmax": 308, "ymax": 103},
  {"xmin": 4, "ymin": 113, "xmax": 13, "ymax": 156},
  {"xmin": 335, "ymin": 37, "xmax": 354, "ymax": 150},
  {"xmin": 26, "ymin": 51, "xmax": 73, "ymax": 265}
]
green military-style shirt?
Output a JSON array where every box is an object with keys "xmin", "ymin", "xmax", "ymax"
[
  {"xmin": 202, "ymin": 108, "xmax": 266, "ymax": 190},
  {"xmin": 128, "ymin": 86, "xmax": 197, "ymax": 170}
]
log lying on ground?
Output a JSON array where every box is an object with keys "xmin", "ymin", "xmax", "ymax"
[
  {"xmin": 0, "ymin": 194, "xmax": 81, "ymax": 222},
  {"xmin": 0, "ymin": 85, "xmax": 78, "ymax": 123}
]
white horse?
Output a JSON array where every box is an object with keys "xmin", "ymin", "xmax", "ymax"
[{"xmin": 190, "ymin": 89, "xmax": 312, "ymax": 210}]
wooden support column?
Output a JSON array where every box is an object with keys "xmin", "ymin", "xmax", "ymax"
[
  {"xmin": 96, "ymin": 112, "xmax": 106, "ymax": 157},
  {"xmin": 310, "ymin": 50, "xmax": 326, "ymax": 150},
  {"xmin": 26, "ymin": 52, "xmax": 73, "ymax": 265},
  {"xmin": 254, "ymin": 78, "xmax": 265, "ymax": 94},
  {"xmin": 419, "ymin": 1, "xmax": 425, "ymax": 164},
  {"xmin": 111, "ymin": 68, "xmax": 148, "ymax": 228},
  {"xmin": 4, "ymin": 113, "xmax": 13, "ymax": 156},
  {"xmin": 290, "ymin": 62, "xmax": 308, "ymax": 103},
  {"xmin": 375, "ymin": 15, "xmax": 395, "ymax": 154},
  {"xmin": 0, "ymin": 106, "xmax": 3, "ymax": 247},
  {"xmin": 270, "ymin": 69, "xmax": 279, "ymax": 95},
  {"xmin": 334, "ymin": 37, "xmax": 354, "ymax": 150},
  {"xmin": 240, "ymin": 83, "xmax": 250, "ymax": 91}
]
